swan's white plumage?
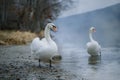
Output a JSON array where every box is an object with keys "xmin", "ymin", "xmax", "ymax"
[
  {"xmin": 31, "ymin": 23, "xmax": 61, "ymax": 63},
  {"xmin": 87, "ymin": 27, "xmax": 101, "ymax": 56}
]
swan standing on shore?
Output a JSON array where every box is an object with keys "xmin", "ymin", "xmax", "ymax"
[
  {"xmin": 31, "ymin": 23, "xmax": 62, "ymax": 67},
  {"xmin": 86, "ymin": 27, "xmax": 101, "ymax": 56}
]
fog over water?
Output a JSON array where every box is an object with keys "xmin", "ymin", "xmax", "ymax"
[
  {"xmin": 51, "ymin": 4, "xmax": 120, "ymax": 80},
  {"xmin": 54, "ymin": 3, "xmax": 120, "ymax": 48}
]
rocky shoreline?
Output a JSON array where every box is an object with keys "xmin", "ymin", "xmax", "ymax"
[{"xmin": 0, "ymin": 45, "xmax": 83, "ymax": 80}]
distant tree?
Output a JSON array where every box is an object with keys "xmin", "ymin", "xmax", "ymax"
[
  {"xmin": 0, "ymin": 0, "xmax": 17, "ymax": 29},
  {"xmin": 28, "ymin": 0, "xmax": 74, "ymax": 32},
  {"xmin": 0, "ymin": 0, "xmax": 74, "ymax": 32}
]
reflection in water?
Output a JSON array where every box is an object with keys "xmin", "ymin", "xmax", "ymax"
[
  {"xmin": 87, "ymin": 56, "xmax": 101, "ymax": 72},
  {"xmin": 88, "ymin": 56, "xmax": 101, "ymax": 65}
]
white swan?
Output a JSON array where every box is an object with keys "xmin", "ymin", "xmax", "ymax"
[
  {"xmin": 86, "ymin": 27, "xmax": 101, "ymax": 56},
  {"xmin": 31, "ymin": 23, "xmax": 62, "ymax": 67}
]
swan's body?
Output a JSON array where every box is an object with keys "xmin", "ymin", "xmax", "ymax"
[
  {"xmin": 87, "ymin": 27, "xmax": 101, "ymax": 56},
  {"xmin": 31, "ymin": 23, "xmax": 61, "ymax": 67}
]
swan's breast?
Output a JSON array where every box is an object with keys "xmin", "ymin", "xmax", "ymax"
[
  {"xmin": 87, "ymin": 41, "xmax": 101, "ymax": 55},
  {"xmin": 87, "ymin": 41, "xmax": 98, "ymax": 50}
]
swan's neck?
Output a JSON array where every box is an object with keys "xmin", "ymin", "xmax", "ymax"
[
  {"xmin": 89, "ymin": 32, "xmax": 94, "ymax": 42},
  {"xmin": 45, "ymin": 25, "xmax": 52, "ymax": 42}
]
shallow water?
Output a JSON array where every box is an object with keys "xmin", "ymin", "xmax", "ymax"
[
  {"xmin": 60, "ymin": 46, "xmax": 120, "ymax": 80},
  {"xmin": 0, "ymin": 45, "xmax": 120, "ymax": 80}
]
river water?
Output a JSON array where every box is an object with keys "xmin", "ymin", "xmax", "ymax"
[
  {"xmin": 60, "ymin": 46, "xmax": 120, "ymax": 80},
  {"xmin": 54, "ymin": 16, "xmax": 120, "ymax": 79},
  {"xmin": 0, "ymin": 44, "xmax": 120, "ymax": 80}
]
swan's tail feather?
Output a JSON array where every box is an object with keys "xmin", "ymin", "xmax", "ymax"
[{"xmin": 51, "ymin": 55, "xmax": 62, "ymax": 62}]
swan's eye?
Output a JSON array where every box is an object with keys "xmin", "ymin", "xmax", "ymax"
[
  {"xmin": 53, "ymin": 26, "xmax": 56, "ymax": 28},
  {"xmin": 93, "ymin": 28, "xmax": 96, "ymax": 32},
  {"xmin": 52, "ymin": 25, "xmax": 57, "ymax": 32}
]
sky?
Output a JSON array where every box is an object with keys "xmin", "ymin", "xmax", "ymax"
[{"xmin": 59, "ymin": 0, "xmax": 120, "ymax": 18}]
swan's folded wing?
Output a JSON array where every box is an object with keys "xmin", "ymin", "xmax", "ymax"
[
  {"xmin": 86, "ymin": 42, "xmax": 91, "ymax": 48},
  {"xmin": 31, "ymin": 38, "xmax": 48, "ymax": 54},
  {"xmin": 31, "ymin": 37, "xmax": 41, "ymax": 53}
]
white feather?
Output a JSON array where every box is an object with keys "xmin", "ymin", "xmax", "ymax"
[
  {"xmin": 31, "ymin": 23, "xmax": 61, "ymax": 63},
  {"xmin": 87, "ymin": 27, "xmax": 101, "ymax": 56}
]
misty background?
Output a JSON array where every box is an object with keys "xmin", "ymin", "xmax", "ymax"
[
  {"xmin": 54, "ymin": 3, "xmax": 120, "ymax": 48},
  {"xmin": 0, "ymin": 0, "xmax": 120, "ymax": 48}
]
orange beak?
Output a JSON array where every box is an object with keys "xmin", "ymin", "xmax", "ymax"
[
  {"xmin": 93, "ymin": 29, "xmax": 96, "ymax": 32},
  {"xmin": 52, "ymin": 26, "xmax": 57, "ymax": 32}
]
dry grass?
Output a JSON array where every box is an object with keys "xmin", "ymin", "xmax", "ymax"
[{"xmin": 0, "ymin": 30, "xmax": 37, "ymax": 45}]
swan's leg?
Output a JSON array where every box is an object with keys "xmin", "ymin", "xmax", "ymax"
[
  {"xmin": 49, "ymin": 60, "xmax": 52, "ymax": 68},
  {"xmin": 39, "ymin": 59, "xmax": 41, "ymax": 68}
]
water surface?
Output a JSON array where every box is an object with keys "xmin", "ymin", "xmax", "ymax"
[
  {"xmin": 0, "ymin": 45, "xmax": 120, "ymax": 80},
  {"xmin": 60, "ymin": 46, "xmax": 120, "ymax": 80}
]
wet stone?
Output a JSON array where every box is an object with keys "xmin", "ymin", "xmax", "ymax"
[{"xmin": 0, "ymin": 45, "xmax": 84, "ymax": 80}]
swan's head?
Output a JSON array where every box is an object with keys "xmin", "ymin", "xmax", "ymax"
[
  {"xmin": 90, "ymin": 27, "xmax": 96, "ymax": 33},
  {"xmin": 47, "ymin": 23, "xmax": 57, "ymax": 32}
]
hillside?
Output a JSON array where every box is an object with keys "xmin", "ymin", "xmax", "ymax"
[{"xmin": 55, "ymin": 3, "xmax": 120, "ymax": 47}]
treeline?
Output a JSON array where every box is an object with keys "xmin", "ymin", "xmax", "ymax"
[{"xmin": 0, "ymin": 0, "xmax": 73, "ymax": 32}]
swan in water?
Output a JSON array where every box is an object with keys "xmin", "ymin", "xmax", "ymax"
[
  {"xmin": 31, "ymin": 23, "xmax": 62, "ymax": 67},
  {"xmin": 86, "ymin": 27, "xmax": 101, "ymax": 56}
]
